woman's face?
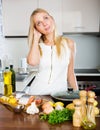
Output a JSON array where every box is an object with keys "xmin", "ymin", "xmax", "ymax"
[{"xmin": 33, "ymin": 12, "xmax": 55, "ymax": 35}]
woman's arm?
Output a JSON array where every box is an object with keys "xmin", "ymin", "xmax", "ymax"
[
  {"xmin": 67, "ymin": 39, "xmax": 78, "ymax": 91},
  {"xmin": 27, "ymin": 29, "xmax": 41, "ymax": 66}
]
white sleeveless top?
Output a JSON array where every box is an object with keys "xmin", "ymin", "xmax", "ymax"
[{"xmin": 28, "ymin": 39, "xmax": 71, "ymax": 95}]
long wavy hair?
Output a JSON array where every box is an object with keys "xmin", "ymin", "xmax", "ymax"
[{"xmin": 28, "ymin": 8, "xmax": 66, "ymax": 57}]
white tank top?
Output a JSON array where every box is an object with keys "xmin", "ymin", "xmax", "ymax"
[{"xmin": 28, "ymin": 39, "xmax": 71, "ymax": 95}]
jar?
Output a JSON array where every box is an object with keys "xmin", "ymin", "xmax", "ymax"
[
  {"xmin": 82, "ymin": 97, "xmax": 96, "ymax": 130},
  {"xmin": 79, "ymin": 90, "xmax": 87, "ymax": 120},
  {"xmin": 73, "ymin": 99, "xmax": 82, "ymax": 127}
]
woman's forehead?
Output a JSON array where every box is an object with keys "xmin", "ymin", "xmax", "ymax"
[{"xmin": 33, "ymin": 12, "xmax": 49, "ymax": 21}]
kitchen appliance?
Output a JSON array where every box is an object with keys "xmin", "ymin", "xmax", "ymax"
[{"xmin": 75, "ymin": 69, "xmax": 100, "ymax": 95}]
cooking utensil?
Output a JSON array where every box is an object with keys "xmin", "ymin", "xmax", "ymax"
[{"xmin": 51, "ymin": 91, "xmax": 79, "ymax": 105}]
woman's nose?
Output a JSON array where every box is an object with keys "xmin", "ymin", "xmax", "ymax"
[{"xmin": 43, "ymin": 21, "xmax": 47, "ymax": 26}]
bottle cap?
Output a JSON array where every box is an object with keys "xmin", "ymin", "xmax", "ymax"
[
  {"xmin": 79, "ymin": 90, "xmax": 87, "ymax": 97},
  {"xmin": 88, "ymin": 98, "xmax": 95, "ymax": 103},
  {"xmin": 10, "ymin": 65, "xmax": 13, "ymax": 68},
  {"xmin": 5, "ymin": 67, "xmax": 9, "ymax": 69},
  {"xmin": 87, "ymin": 91, "xmax": 95, "ymax": 98},
  {"xmin": 73, "ymin": 99, "xmax": 82, "ymax": 105}
]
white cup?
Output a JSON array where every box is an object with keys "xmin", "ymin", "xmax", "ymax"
[{"xmin": 21, "ymin": 58, "xmax": 27, "ymax": 68}]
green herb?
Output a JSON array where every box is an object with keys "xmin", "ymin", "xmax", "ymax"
[
  {"xmin": 40, "ymin": 108, "xmax": 74, "ymax": 125},
  {"xmin": 40, "ymin": 113, "xmax": 48, "ymax": 120}
]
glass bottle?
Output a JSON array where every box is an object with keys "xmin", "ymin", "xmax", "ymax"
[
  {"xmin": 82, "ymin": 97, "xmax": 96, "ymax": 129},
  {"xmin": 79, "ymin": 90, "xmax": 87, "ymax": 120},
  {"xmin": 3, "ymin": 67, "xmax": 12, "ymax": 96},
  {"xmin": 10, "ymin": 65, "xmax": 16, "ymax": 93},
  {"xmin": 73, "ymin": 99, "xmax": 82, "ymax": 127}
]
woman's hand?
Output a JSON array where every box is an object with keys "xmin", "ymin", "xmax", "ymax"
[
  {"xmin": 34, "ymin": 28, "xmax": 42, "ymax": 42},
  {"xmin": 27, "ymin": 28, "xmax": 41, "ymax": 66}
]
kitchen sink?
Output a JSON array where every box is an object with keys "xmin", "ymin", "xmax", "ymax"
[{"xmin": 16, "ymin": 73, "xmax": 28, "ymax": 81}]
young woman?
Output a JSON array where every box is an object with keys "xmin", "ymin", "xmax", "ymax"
[{"xmin": 27, "ymin": 8, "xmax": 78, "ymax": 95}]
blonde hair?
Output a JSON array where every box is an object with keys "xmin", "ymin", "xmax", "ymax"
[{"xmin": 28, "ymin": 8, "xmax": 66, "ymax": 57}]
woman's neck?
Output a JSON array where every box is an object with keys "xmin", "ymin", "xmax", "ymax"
[{"xmin": 43, "ymin": 33, "xmax": 55, "ymax": 45}]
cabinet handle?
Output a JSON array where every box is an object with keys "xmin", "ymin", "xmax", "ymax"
[{"xmin": 74, "ymin": 26, "xmax": 85, "ymax": 29}]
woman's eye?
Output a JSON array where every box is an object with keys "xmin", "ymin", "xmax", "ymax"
[
  {"xmin": 44, "ymin": 16, "xmax": 49, "ymax": 20},
  {"xmin": 36, "ymin": 21, "xmax": 41, "ymax": 26}
]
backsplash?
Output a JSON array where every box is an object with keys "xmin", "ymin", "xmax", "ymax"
[
  {"xmin": 0, "ymin": 37, "xmax": 28, "ymax": 69},
  {"xmin": 0, "ymin": 34, "xmax": 100, "ymax": 69},
  {"xmin": 63, "ymin": 34, "xmax": 100, "ymax": 69}
]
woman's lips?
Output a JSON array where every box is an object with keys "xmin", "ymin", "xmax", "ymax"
[{"xmin": 45, "ymin": 26, "xmax": 50, "ymax": 31}]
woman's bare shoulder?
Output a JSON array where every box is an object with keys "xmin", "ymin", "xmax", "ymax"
[{"xmin": 64, "ymin": 37, "xmax": 76, "ymax": 51}]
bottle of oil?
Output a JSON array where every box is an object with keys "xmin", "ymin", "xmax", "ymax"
[
  {"xmin": 10, "ymin": 65, "xmax": 16, "ymax": 93},
  {"xmin": 3, "ymin": 67, "xmax": 12, "ymax": 96}
]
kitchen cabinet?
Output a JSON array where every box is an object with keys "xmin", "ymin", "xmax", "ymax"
[
  {"xmin": 38, "ymin": 0, "xmax": 62, "ymax": 35},
  {"xmin": 2, "ymin": 0, "xmax": 99, "ymax": 36},
  {"xmin": 2, "ymin": 0, "xmax": 38, "ymax": 36},
  {"xmin": 2, "ymin": 0, "xmax": 62, "ymax": 36},
  {"xmin": 62, "ymin": 0, "xmax": 100, "ymax": 33}
]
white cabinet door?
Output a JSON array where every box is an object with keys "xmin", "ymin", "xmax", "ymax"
[
  {"xmin": 2, "ymin": 0, "xmax": 38, "ymax": 36},
  {"xmin": 62, "ymin": 0, "xmax": 99, "ymax": 33},
  {"xmin": 38, "ymin": 0, "xmax": 62, "ymax": 35}
]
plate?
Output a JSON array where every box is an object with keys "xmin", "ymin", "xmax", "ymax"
[
  {"xmin": 51, "ymin": 91, "xmax": 79, "ymax": 102},
  {"xmin": 0, "ymin": 100, "xmax": 25, "ymax": 113}
]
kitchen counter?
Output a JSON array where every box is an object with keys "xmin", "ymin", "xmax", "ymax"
[
  {"xmin": 0, "ymin": 96, "xmax": 100, "ymax": 130},
  {"xmin": 75, "ymin": 69, "xmax": 100, "ymax": 76}
]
